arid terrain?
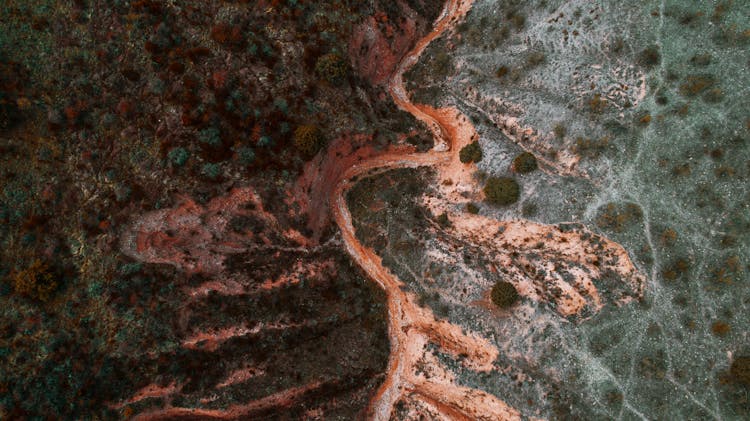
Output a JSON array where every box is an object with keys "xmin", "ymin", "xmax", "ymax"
[{"xmin": 1, "ymin": 0, "xmax": 749, "ymax": 420}]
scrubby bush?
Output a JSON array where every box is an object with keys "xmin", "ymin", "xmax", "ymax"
[
  {"xmin": 236, "ymin": 146, "xmax": 255, "ymax": 165},
  {"xmin": 168, "ymin": 147, "xmax": 189, "ymax": 166},
  {"xmin": 294, "ymin": 125, "xmax": 325, "ymax": 158},
  {"xmin": 512, "ymin": 152, "xmax": 537, "ymax": 173},
  {"xmin": 211, "ymin": 23, "xmax": 244, "ymax": 49},
  {"xmin": 679, "ymin": 74, "xmax": 715, "ymax": 97},
  {"xmin": 731, "ymin": 356, "xmax": 750, "ymax": 387},
  {"xmin": 525, "ymin": 50, "xmax": 546, "ymax": 67},
  {"xmin": 315, "ymin": 53, "xmax": 348, "ymax": 83},
  {"xmin": 13, "ymin": 260, "xmax": 57, "ymax": 301},
  {"xmin": 507, "ymin": 10, "xmax": 525, "ymax": 30},
  {"xmin": 466, "ymin": 203, "xmax": 479, "ymax": 214},
  {"xmin": 436, "ymin": 212, "xmax": 450, "ymax": 227},
  {"xmin": 432, "ymin": 52, "xmax": 453, "ymax": 77},
  {"xmin": 596, "ymin": 202, "xmax": 643, "ymax": 233},
  {"xmin": 198, "ymin": 127, "xmax": 222, "ymax": 147},
  {"xmin": 588, "ymin": 93, "xmax": 607, "ymax": 113},
  {"xmin": 491, "ymin": 280, "xmax": 519, "ymax": 308},
  {"xmin": 638, "ymin": 45, "xmax": 661, "ymax": 68},
  {"xmin": 459, "ymin": 141, "xmax": 482, "ymax": 163},
  {"xmin": 553, "ymin": 123, "xmax": 566, "ymax": 139},
  {"xmin": 483, "ymin": 177, "xmax": 519, "ymax": 205},
  {"xmin": 201, "ymin": 163, "xmax": 221, "ymax": 179},
  {"xmin": 574, "ymin": 136, "xmax": 611, "ymax": 158}
]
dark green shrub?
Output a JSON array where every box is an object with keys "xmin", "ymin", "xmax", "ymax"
[
  {"xmin": 198, "ymin": 127, "xmax": 222, "ymax": 147},
  {"xmin": 525, "ymin": 51, "xmax": 546, "ymax": 67},
  {"xmin": 507, "ymin": 11, "xmax": 525, "ymax": 30},
  {"xmin": 201, "ymin": 163, "xmax": 221, "ymax": 179},
  {"xmin": 466, "ymin": 203, "xmax": 479, "ymax": 214},
  {"xmin": 703, "ymin": 88, "xmax": 724, "ymax": 103},
  {"xmin": 512, "ymin": 152, "xmax": 537, "ymax": 173},
  {"xmin": 294, "ymin": 125, "xmax": 325, "ymax": 158},
  {"xmin": 638, "ymin": 45, "xmax": 661, "ymax": 68},
  {"xmin": 168, "ymin": 147, "xmax": 189, "ymax": 167},
  {"xmin": 689, "ymin": 53, "xmax": 712, "ymax": 66},
  {"xmin": 13, "ymin": 260, "xmax": 57, "ymax": 301},
  {"xmin": 491, "ymin": 280, "xmax": 519, "ymax": 308},
  {"xmin": 553, "ymin": 123, "xmax": 566, "ymax": 139},
  {"xmin": 731, "ymin": 356, "xmax": 750, "ymax": 387},
  {"xmin": 588, "ymin": 93, "xmax": 607, "ymax": 113},
  {"xmin": 679, "ymin": 74, "xmax": 715, "ymax": 97},
  {"xmin": 483, "ymin": 177, "xmax": 519, "ymax": 205},
  {"xmin": 459, "ymin": 141, "xmax": 482, "ymax": 163},
  {"xmin": 315, "ymin": 53, "xmax": 348, "ymax": 83},
  {"xmin": 236, "ymin": 146, "xmax": 255, "ymax": 165}
]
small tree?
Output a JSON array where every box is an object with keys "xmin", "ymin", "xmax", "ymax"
[
  {"xmin": 638, "ymin": 45, "xmax": 661, "ymax": 68},
  {"xmin": 731, "ymin": 356, "xmax": 750, "ymax": 386},
  {"xmin": 315, "ymin": 53, "xmax": 348, "ymax": 83},
  {"xmin": 491, "ymin": 280, "xmax": 519, "ymax": 308},
  {"xmin": 484, "ymin": 177, "xmax": 519, "ymax": 205},
  {"xmin": 459, "ymin": 141, "xmax": 482, "ymax": 163},
  {"xmin": 294, "ymin": 125, "xmax": 325, "ymax": 158},
  {"xmin": 168, "ymin": 147, "xmax": 189, "ymax": 167},
  {"xmin": 512, "ymin": 152, "xmax": 537, "ymax": 173},
  {"xmin": 13, "ymin": 260, "xmax": 57, "ymax": 301}
]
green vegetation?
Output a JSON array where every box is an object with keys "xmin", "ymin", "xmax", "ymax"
[
  {"xmin": 553, "ymin": 123, "xmax": 566, "ymax": 139},
  {"xmin": 459, "ymin": 141, "xmax": 482, "ymax": 163},
  {"xmin": 679, "ymin": 74, "xmax": 715, "ymax": 97},
  {"xmin": 431, "ymin": 52, "xmax": 453, "ymax": 78},
  {"xmin": 198, "ymin": 127, "xmax": 222, "ymax": 147},
  {"xmin": 525, "ymin": 50, "xmax": 546, "ymax": 68},
  {"xmin": 491, "ymin": 280, "xmax": 519, "ymax": 308},
  {"xmin": 294, "ymin": 125, "xmax": 325, "ymax": 158},
  {"xmin": 512, "ymin": 152, "xmax": 537, "ymax": 173},
  {"xmin": 436, "ymin": 212, "xmax": 450, "ymax": 227},
  {"xmin": 574, "ymin": 136, "xmax": 611, "ymax": 158},
  {"xmin": 596, "ymin": 202, "xmax": 643, "ymax": 233},
  {"xmin": 638, "ymin": 45, "xmax": 661, "ymax": 68},
  {"xmin": 315, "ymin": 53, "xmax": 348, "ymax": 83},
  {"xmin": 12, "ymin": 259, "xmax": 57, "ymax": 301},
  {"xmin": 507, "ymin": 10, "xmax": 526, "ymax": 31},
  {"xmin": 466, "ymin": 203, "xmax": 479, "ymax": 214},
  {"xmin": 201, "ymin": 163, "xmax": 221, "ymax": 179},
  {"xmin": 483, "ymin": 177, "xmax": 520, "ymax": 206},
  {"xmin": 711, "ymin": 321, "xmax": 730, "ymax": 337},
  {"xmin": 731, "ymin": 356, "xmax": 750, "ymax": 387},
  {"xmin": 588, "ymin": 93, "xmax": 607, "ymax": 114},
  {"xmin": 236, "ymin": 146, "xmax": 256, "ymax": 165},
  {"xmin": 168, "ymin": 147, "xmax": 189, "ymax": 166},
  {"xmin": 522, "ymin": 202, "xmax": 537, "ymax": 217},
  {"xmin": 690, "ymin": 53, "xmax": 712, "ymax": 66}
]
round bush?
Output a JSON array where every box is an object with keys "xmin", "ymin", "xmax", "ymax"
[
  {"xmin": 167, "ymin": 147, "xmax": 189, "ymax": 167},
  {"xmin": 483, "ymin": 177, "xmax": 519, "ymax": 206},
  {"xmin": 732, "ymin": 356, "xmax": 750, "ymax": 387},
  {"xmin": 294, "ymin": 125, "xmax": 324, "ymax": 158},
  {"xmin": 315, "ymin": 53, "xmax": 348, "ymax": 83},
  {"xmin": 459, "ymin": 141, "xmax": 482, "ymax": 163},
  {"xmin": 491, "ymin": 280, "xmax": 519, "ymax": 308},
  {"xmin": 201, "ymin": 163, "xmax": 221, "ymax": 180},
  {"xmin": 13, "ymin": 260, "xmax": 57, "ymax": 302},
  {"xmin": 236, "ymin": 146, "xmax": 255, "ymax": 165},
  {"xmin": 512, "ymin": 152, "xmax": 537, "ymax": 173}
]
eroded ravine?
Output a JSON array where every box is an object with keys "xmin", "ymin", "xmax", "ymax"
[
  {"xmin": 332, "ymin": 0, "xmax": 521, "ymax": 419},
  {"xmin": 118, "ymin": 0, "xmax": 644, "ymax": 417},
  {"xmin": 333, "ymin": 0, "xmax": 644, "ymax": 418}
]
